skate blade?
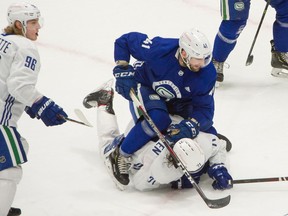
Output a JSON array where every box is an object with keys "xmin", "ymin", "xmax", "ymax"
[
  {"xmin": 83, "ymin": 79, "xmax": 114, "ymax": 108},
  {"xmin": 271, "ymin": 68, "xmax": 288, "ymax": 78},
  {"xmin": 89, "ymin": 79, "xmax": 114, "ymax": 95}
]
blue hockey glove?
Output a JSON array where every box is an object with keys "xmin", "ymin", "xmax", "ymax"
[
  {"xmin": 207, "ymin": 163, "xmax": 233, "ymax": 190},
  {"xmin": 113, "ymin": 65, "xmax": 137, "ymax": 101},
  {"xmin": 167, "ymin": 119, "xmax": 199, "ymax": 143},
  {"xmin": 25, "ymin": 106, "xmax": 36, "ymax": 119},
  {"xmin": 30, "ymin": 96, "xmax": 68, "ymax": 126}
]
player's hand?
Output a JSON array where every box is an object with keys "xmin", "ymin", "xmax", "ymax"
[
  {"xmin": 25, "ymin": 106, "xmax": 36, "ymax": 119},
  {"xmin": 208, "ymin": 163, "xmax": 233, "ymax": 190},
  {"xmin": 113, "ymin": 65, "xmax": 137, "ymax": 101},
  {"xmin": 30, "ymin": 96, "xmax": 68, "ymax": 126},
  {"xmin": 167, "ymin": 119, "xmax": 199, "ymax": 142}
]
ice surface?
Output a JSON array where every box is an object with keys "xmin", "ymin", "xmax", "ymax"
[{"xmin": 1, "ymin": 0, "xmax": 287, "ymax": 215}]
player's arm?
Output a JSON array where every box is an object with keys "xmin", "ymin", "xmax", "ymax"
[
  {"xmin": 114, "ymin": 32, "xmax": 155, "ymax": 65},
  {"xmin": 8, "ymin": 46, "xmax": 68, "ymax": 126},
  {"xmin": 113, "ymin": 32, "xmax": 152, "ymax": 100},
  {"xmin": 7, "ymin": 47, "xmax": 42, "ymax": 106},
  {"xmin": 206, "ymin": 135, "xmax": 233, "ymax": 190}
]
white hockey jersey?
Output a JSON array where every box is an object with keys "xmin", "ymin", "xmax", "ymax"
[
  {"xmin": 97, "ymin": 107, "xmax": 227, "ymax": 191},
  {"xmin": 0, "ymin": 34, "xmax": 43, "ymax": 127}
]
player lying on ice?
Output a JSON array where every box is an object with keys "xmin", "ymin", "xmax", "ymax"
[{"xmin": 82, "ymin": 80, "xmax": 233, "ymax": 192}]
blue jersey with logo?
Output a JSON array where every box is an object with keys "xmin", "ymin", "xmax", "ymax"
[{"xmin": 114, "ymin": 32, "xmax": 217, "ymax": 132}]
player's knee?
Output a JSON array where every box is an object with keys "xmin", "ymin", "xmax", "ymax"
[
  {"xmin": 0, "ymin": 166, "xmax": 23, "ymax": 185},
  {"xmin": 276, "ymin": 15, "xmax": 288, "ymax": 26}
]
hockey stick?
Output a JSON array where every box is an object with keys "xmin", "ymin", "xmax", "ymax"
[
  {"xmin": 129, "ymin": 88, "xmax": 231, "ymax": 209},
  {"xmin": 231, "ymin": 176, "xmax": 288, "ymax": 185},
  {"xmin": 58, "ymin": 114, "xmax": 93, "ymax": 127},
  {"xmin": 245, "ymin": 0, "xmax": 270, "ymax": 66},
  {"xmin": 74, "ymin": 109, "xmax": 93, "ymax": 127}
]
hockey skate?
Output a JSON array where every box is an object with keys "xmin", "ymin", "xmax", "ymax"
[
  {"xmin": 270, "ymin": 40, "xmax": 288, "ymax": 78},
  {"xmin": 109, "ymin": 147, "xmax": 130, "ymax": 185},
  {"xmin": 104, "ymin": 145, "xmax": 130, "ymax": 190},
  {"xmin": 7, "ymin": 207, "xmax": 21, "ymax": 216},
  {"xmin": 83, "ymin": 79, "xmax": 115, "ymax": 114},
  {"xmin": 212, "ymin": 58, "xmax": 224, "ymax": 87}
]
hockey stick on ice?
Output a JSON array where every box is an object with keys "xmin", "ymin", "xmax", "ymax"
[
  {"xmin": 231, "ymin": 176, "xmax": 288, "ymax": 185},
  {"xmin": 246, "ymin": 0, "xmax": 270, "ymax": 66},
  {"xmin": 129, "ymin": 88, "xmax": 231, "ymax": 209}
]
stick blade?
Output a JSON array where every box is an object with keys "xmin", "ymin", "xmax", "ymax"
[
  {"xmin": 206, "ymin": 195, "xmax": 231, "ymax": 209},
  {"xmin": 74, "ymin": 109, "xmax": 93, "ymax": 127},
  {"xmin": 245, "ymin": 55, "xmax": 254, "ymax": 66}
]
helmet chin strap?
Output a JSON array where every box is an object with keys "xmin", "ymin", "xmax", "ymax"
[
  {"xmin": 180, "ymin": 50, "xmax": 192, "ymax": 71},
  {"xmin": 21, "ymin": 21, "xmax": 27, "ymax": 37}
]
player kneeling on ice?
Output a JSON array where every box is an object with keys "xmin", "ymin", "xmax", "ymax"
[{"xmin": 83, "ymin": 80, "xmax": 233, "ymax": 191}]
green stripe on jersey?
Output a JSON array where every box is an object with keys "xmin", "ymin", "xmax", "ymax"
[
  {"xmin": 3, "ymin": 126, "xmax": 21, "ymax": 164},
  {"xmin": 221, "ymin": 0, "xmax": 229, "ymax": 20}
]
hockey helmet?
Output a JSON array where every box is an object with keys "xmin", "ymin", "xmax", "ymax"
[
  {"xmin": 173, "ymin": 138, "xmax": 205, "ymax": 173},
  {"xmin": 7, "ymin": 2, "xmax": 41, "ymax": 27},
  {"xmin": 179, "ymin": 28, "xmax": 212, "ymax": 68}
]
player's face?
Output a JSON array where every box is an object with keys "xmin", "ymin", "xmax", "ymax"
[
  {"xmin": 187, "ymin": 57, "xmax": 205, "ymax": 72},
  {"xmin": 25, "ymin": 19, "xmax": 41, "ymax": 41},
  {"xmin": 180, "ymin": 49, "xmax": 205, "ymax": 72}
]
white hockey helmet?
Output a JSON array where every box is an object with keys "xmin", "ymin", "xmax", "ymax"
[
  {"xmin": 173, "ymin": 138, "xmax": 205, "ymax": 173},
  {"xmin": 7, "ymin": 2, "xmax": 41, "ymax": 27},
  {"xmin": 179, "ymin": 28, "xmax": 212, "ymax": 68}
]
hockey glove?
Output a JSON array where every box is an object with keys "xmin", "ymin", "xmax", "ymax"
[
  {"xmin": 207, "ymin": 163, "xmax": 233, "ymax": 190},
  {"xmin": 25, "ymin": 106, "xmax": 36, "ymax": 119},
  {"xmin": 30, "ymin": 96, "xmax": 68, "ymax": 126},
  {"xmin": 113, "ymin": 65, "xmax": 137, "ymax": 101},
  {"xmin": 167, "ymin": 119, "xmax": 199, "ymax": 143}
]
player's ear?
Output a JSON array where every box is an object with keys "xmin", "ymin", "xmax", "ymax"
[
  {"xmin": 14, "ymin": 20, "xmax": 23, "ymax": 30},
  {"xmin": 181, "ymin": 48, "xmax": 187, "ymax": 58}
]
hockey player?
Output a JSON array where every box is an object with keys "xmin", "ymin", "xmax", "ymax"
[
  {"xmin": 83, "ymin": 81, "xmax": 233, "ymax": 191},
  {"xmin": 213, "ymin": 0, "xmax": 288, "ymax": 85},
  {"xmin": 0, "ymin": 3, "xmax": 68, "ymax": 216},
  {"xmin": 105, "ymin": 29, "xmax": 218, "ymax": 187}
]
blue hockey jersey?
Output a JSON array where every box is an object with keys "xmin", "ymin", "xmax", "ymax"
[{"xmin": 114, "ymin": 32, "xmax": 217, "ymax": 132}]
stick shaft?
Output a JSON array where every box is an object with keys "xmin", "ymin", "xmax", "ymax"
[
  {"xmin": 232, "ymin": 176, "xmax": 288, "ymax": 184},
  {"xmin": 58, "ymin": 115, "xmax": 92, "ymax": 127},
  {"xmin": 246, "ymin": 0, "xmax": 270, "ymax": 65}
]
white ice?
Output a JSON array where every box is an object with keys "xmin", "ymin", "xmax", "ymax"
[{"xmin": 1, "ymin": 0, "xmax": 288, "ymax": 215}]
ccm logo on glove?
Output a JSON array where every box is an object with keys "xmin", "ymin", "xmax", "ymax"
[{"xmin": 114, "ymin": 71, "xmax": 135, "ymax": 78}]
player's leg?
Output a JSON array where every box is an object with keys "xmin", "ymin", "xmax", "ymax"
[
  {"xmin": 0, "ymin": 127, "xmax": 28, "ymax": 216},
  {"xmin": 270, "ymin": 0, "xmax": 288, "ymax": 77},
  {"xmin": 108, "ymin": 84, "xmax": 171, "ymax": 188},
  {"xmin": 0, "ymin": 167, "xmax": 22, "ymax": 216},
  {"xmin": 213, "ymin": 0, "xmax": 250, "ymax": 85}
]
